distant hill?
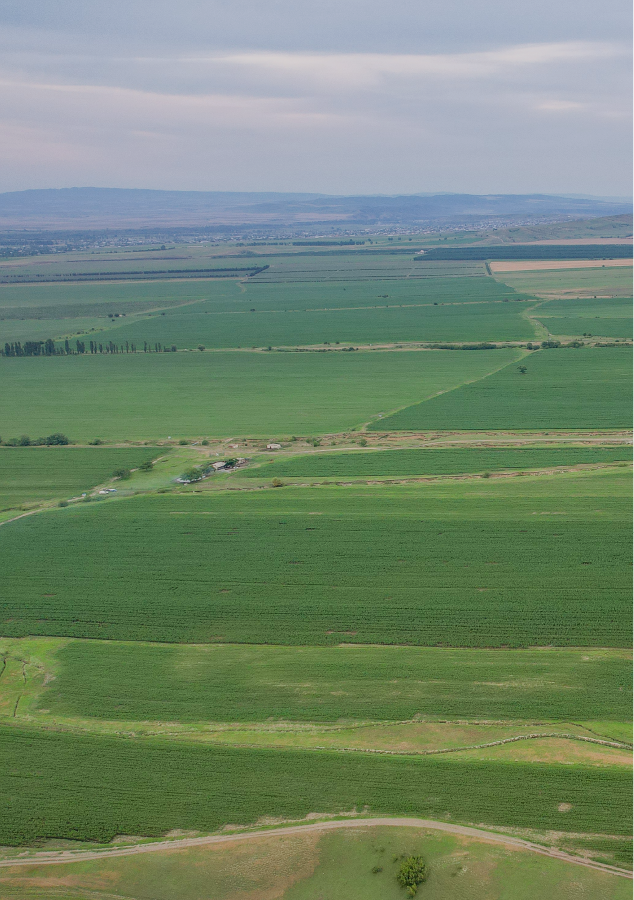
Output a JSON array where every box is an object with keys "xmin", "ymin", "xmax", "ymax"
[{"xmin": 0, "ymin": 187, "xmax": 630, "ymax": 230}]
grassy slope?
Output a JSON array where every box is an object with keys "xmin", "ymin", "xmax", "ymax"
[
  {"xmin": 0, "ymin": 725, "xmax": 630, "ymax": 844},
  {"xmin": 0, "ymin": 470, "xmax": 629, "ymax": 647},
  {"xmin": 371, "ymin": 348, "xmax": 632, "ymax": 431},
  {"xmin": 0, "ymin": 447, "xmax": 162, "ymax": 510},
  {"xmin": 242, "ymin": 446, "xmax": 633, "ymax": 479},
  {"xmin": 0, "ymin": 349, "xmax": 521, "ymax": 440},
  {"xmin": 0, "ymin": 827, "xmax": 630, "ymax": 900},
  {"xmin": 33, "ymin": 641, "xmax": 632, "ymax": 723}
]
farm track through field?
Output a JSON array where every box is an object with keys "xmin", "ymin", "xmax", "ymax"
[{"xmin": 0, "ymin": 817, "xmax": 630, "ymax": 878}]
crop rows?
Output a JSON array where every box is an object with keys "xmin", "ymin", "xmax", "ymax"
[
  {"xmin": 100, "ymin": 299, "xmax": 536, "ymax": 350},
  {"xmin": 372, "ymin": 347, "xmax": 633, "ymax": 431},
  {"xmin": 42, "ymin": 642, "xmax": 632, "ymax": 723},
  {"xmin": 244, "ymin": 446, "xmax": 632, "ymax": 479},
  {"xmin": 1, "ymin": 474, "xmax": 630, "ymax": 647},
  {"xmin": 0, "ymin": 349, "xmax": 518, "ymax": 440},
  {"xmin": 1, "ymin": 726, "xmax": 630, "ymax": 845}
]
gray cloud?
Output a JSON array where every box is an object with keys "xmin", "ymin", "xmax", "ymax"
[{"xmin": 0, "ymin": 2, "xmax": 631, "ymax": 195}]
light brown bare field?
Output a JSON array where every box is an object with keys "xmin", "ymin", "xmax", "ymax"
[{"xmin": 489, "ymin": 259, "xmax": 632, "ymax": 273}]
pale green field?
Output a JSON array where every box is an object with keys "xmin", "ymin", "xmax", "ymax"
[{"xmin": 495, "ymin": 266, "xmax": 633, "ymax": 297}]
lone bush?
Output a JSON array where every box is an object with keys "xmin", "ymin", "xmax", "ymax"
[
  {"xmin": 396, "ymin": 856, "xmax": 428, "ymax": 896},
  {"xmin": 139, "ymin": 460, "xmax": 154, "ymax": 471},
  {"xmin": 272, "ymin": 478, "xmax": 284, "ymax": 488},
  {"xmin": 181, "ymin": 467, "xmax": 203, "ymax": 483},
  {"xmin": 112, "ymin": 467, "xmax": 131, "ymax": 480}
]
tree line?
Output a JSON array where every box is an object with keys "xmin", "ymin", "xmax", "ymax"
[{"xmin": 2, "ymin": 339, "xmax": 178, "ymax": 357}]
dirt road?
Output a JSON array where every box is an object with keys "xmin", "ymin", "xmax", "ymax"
[{"xmin": 0, "ymin": 817, "xmax": 630, "ymax": 879}]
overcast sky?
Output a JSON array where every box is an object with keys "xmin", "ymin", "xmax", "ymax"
[{"xmin": 0, "ymin": 1, "xmax": 631, "ymax": 196}]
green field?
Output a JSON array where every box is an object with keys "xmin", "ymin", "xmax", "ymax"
[
  {"xmin": 0, "ymin": 725, "xmax": 630, "ymax": 845},
  {"xmin": 0, "ymin": 447, "xmax": 161, "ymax": 511},
  {"xmin": 94, "ymin": 297, "xmax": 536, "ymax": 349},
  {"xmin": 0, "ymin": 825, "xmax": 630, "ymax": 900},
  {"xmin": 544, "ymin": 317, "xmax": 632, "ymax": 339},
  {"xmin": 35, "ymin": 641, "xmax": 631, "ymax": 723},
  {"xmin": 533, "ymin": 296, "xmax": 633, "ymax": 339},
  {"xmin": 537, "ymin": 296, "xmax": 632, "ymax": 319},
  {"xmin": 0, "ymin": 470, "xmax": 629, "ymax": 647},
  {"xmin": 372, "ymin": 348, "xmax": 632, "ymax": 431},
  {"xmin": 243, "ymin": 446, "xmax": 632, "ymax": 479},
  {"xmin": 0, "ymin": 349, "xmax": 521, "ymax": 440},
  {"xmin": 0, "ymin": 317, "xmax": 107, "ymax": 346}
]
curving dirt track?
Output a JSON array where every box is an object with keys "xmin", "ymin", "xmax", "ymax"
[{"xmin": 0, "ymin": 817, "xmax": 630, "ymax": 879}]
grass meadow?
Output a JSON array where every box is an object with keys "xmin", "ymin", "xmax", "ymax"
[
  {"xmin": 0, "ymin": 469, "xmax": 629, "ymax": 647},
  {"xmin": 0, "ymin": 447, "xmax": 161, "ymax": 511},
  {"xmin": 0, "ymin": 825, "xmax": 630, "ymax": 900},
  {"xmin": 372, "ymin": 347, "xmax": 632, "ymax": 431},
  {"xmin": 0, "ymin": 348, "xmax": 520, "ymax": 440},
  {"xmin": 242, "ymin": 446, "xmax": 632, "ymax": 479}
]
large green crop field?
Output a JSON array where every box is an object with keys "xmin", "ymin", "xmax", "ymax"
[
  {"xmin": 94, "ymin": 296, "xmax": 536, "ymax": 348},
  {"xmin": 0, "ymin": 348, "xmax": 520, "ymax": 440},
  {"xmin": 372, "ymin": 348, "xmax": 632, "ymax": 431},
  {"xmin": 0, "ymin": 470, "xmax": 629, "ymax": 647},
  {"xmin": 37, "ymin": 641, "xmax": 631, "ymax": 723},
  {"xmin": 0, "ymin": 447, "xmax": 161, "ymax": 511},
  {"xmin": 243, "ymin": 446, "xmax": 632, "ymax": 479},
  {"xmin": 0, "ymin": 725, "xmax": 630, "ymax": 845}
]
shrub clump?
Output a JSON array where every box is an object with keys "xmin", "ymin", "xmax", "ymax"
[{"xmin": 396, "ymin": 856, "xmax": 428, "ymax": 896}]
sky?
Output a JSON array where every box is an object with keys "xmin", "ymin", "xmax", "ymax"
[{"xmin": 0, "ymin": 1, "xmax": 631, "ymax": 196}]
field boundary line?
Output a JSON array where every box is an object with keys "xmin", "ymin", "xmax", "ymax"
[
  {"xmin": 360, "ymin": 347, "xmax": 528, "ymax": 430},
  {"xmin": 0, "ymin": 817, "xmax": 630, "ymax": 878},
  {"xmin": 302, "ymin": 732, "xmax": 632, "ymax": 756}
]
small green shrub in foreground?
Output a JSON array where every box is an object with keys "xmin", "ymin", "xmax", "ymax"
[{"xmin": 397, "ymin": 856, "xmax": 429, "ymax": 895}]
